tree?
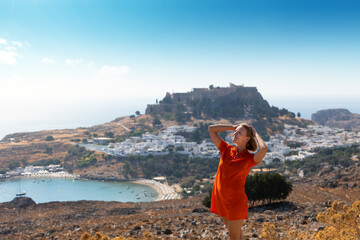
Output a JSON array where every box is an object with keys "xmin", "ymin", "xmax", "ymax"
[
  {"xmin": 245, "ymin": 172, "xmax": 293, "ymax": 206},
  {"xmin": 209, "ymin": 84, "xmax": 214, "ymax": 90},
  {"xmin": 122, "ymin": 160, "xmax": 131, "ymax": 179},
  {"xmin": 45, "ymin": 147, "xmax": 53, "ymax": 155},
  {"xmin": 176, "ymin": 146, "xmax": 184, "ymax": 151},
  {"xmin": 297, "ymin": 112, "xmax": 301, "ymax": 118},
  {"xmin": 180, "ymin": 189, "xmax": 188, "ymax": 199},
  {"xmin": 8, "ymin": 160, "xmax": 21, "ymax": 170},
  {"xmin": 135, "ymin": 111, "xmax": 140, "ymax": 116},
  {"xmin": 202, "ymin": 190, "xmax": 212, "ymax": 208},
  {"xmin": 272, "ymin": 158, "xmax": 281, "ymax": 163},
  {"xmin": 45, "ymin": 135, "xmax": 54, "ymax": 141},
  {"xmin": 77, "ymin": 154, "xmax": 97, "ymax": 168},
  {"xmin": 152, "ymin": 117, "xmax": 161, "ymax": 126},
  {"xmin": 105, "ymin": 131, "xmax": 114, "ymax": 138}
]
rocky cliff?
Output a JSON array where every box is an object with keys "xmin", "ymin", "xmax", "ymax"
[
  {"xmin": 146, "ymin": 83, "xmax": 285, "ymax": 119},
  {"xmin": 311, "ymin": 108, "xmax": 360, "ymax": 131}
]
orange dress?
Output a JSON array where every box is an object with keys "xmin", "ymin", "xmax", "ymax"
[{"xmin": 211, "ymin": 140, "xmax": 259, "ymax": 220}]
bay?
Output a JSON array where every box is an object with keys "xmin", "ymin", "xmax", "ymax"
[{"xmin": 0, "ymin": 177, "xmax": 158, "ymax": 203}]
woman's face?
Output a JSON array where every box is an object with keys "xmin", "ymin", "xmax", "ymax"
[{"xmin": 232, "ymin": 126, "xmax": 250, "ymax": 145}]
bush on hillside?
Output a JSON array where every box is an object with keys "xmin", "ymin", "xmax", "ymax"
[
  {"xmin": 77, "ymin": 153, "xmax": 97, "ymax": 168},
  {"xmin": 261, "ymin": 200, "xmax": 360, "ymax": 240},
  {"xmin": 63, "ymin": 145, "xmax": 97, "ymax": 169},
  {"xmin": 45, "ymin": 135, "xmax": 54, "ymax": 141},
  {"xmin": 202, "ymin": 190, "xmax": 212, "ymax": 208},
  {"xmin": 203, "ymin": 173, "xmax": 292, "ymax": 208},
  {"xmin": 8, "ymin": 160, "xmax": 21, "ymax": 170},
  {"xmin": 246, "ymin": 172, "xmax": 293, "ymax": 206}
]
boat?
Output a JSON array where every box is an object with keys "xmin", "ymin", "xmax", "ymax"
[
  {"xmin": 16, "ymin": 191, "xmax": 26, "ymax": 197},
  {"xmin": 16, "ymin": 179, "xmax": 26, "ymax": 197}
]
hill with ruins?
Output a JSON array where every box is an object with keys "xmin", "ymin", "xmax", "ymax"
[
  {"xmin": 146, "ymin": 83, "xmax": 283, "ymax": 119},
  {"xmin": 146, "ymin": 83, "xmax": 309, "ymax": 138}
]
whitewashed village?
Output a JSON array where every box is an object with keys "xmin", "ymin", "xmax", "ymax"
[
  {"xmin": 2, "ymin": 123, "xmax": 360, "ymax": 179},
  {"xmin": 84, "ymin": 123, "xmax": 360, "ymax": 167}
]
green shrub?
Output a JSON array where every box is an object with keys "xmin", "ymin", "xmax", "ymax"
[
  {"xmin": 202, "ymin": 190, "xmax": 212, "ymax": 208},
  {"xmin": 245, "ymin": 172, "xmax": 292, "ymax": 206},
  {"xmin": 45, "ymin": 135, "xmax": 54, "ymax": 141}
]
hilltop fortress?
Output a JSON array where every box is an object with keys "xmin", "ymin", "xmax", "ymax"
[{"xmin": 145, "ymin": 83, "xmax": 268, "ymax": 118}]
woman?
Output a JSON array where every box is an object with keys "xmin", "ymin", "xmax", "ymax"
[{"xmin": 208, "ymin": 123, "xmax": 267, "ymax": 240}]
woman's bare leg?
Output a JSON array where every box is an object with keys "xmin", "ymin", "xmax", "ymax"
[{"xmin": 228, "ymin": 219, "xmax": 245, "ymax": 240}]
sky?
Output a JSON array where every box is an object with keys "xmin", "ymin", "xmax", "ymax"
[{"xmin": 1, "ymin": 0, "xmax": 360, "ymax": 139}]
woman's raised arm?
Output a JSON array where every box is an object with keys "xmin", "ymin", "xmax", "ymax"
[
  {"xmin": 251, "ymin": 127, "xmax": 268, "ymax": 163},
  {"xmin": 208, "ymin": 124, "xmax": 237, "ymax": 149}
]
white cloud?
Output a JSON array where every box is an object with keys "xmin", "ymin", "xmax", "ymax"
[
  {"xmin": 0, "ymin": 50, "xmax": 19, "ymax": 65},
  {"xmin": 42, "ymin": 57, "xmax": 55, "ymax": 63},
  {"xmin": 65, "ymin": 58, "xmax": 82, "ymax": 65},
  {"xmin": 11, "ymin": 41, "xmax": 22, "ymax": 48},
  {"xmin": 0, "ymin": 38, "xmax": 7, "ymax": 45},
  {"xmin": 5, "ymin": 46, "xmax": 16, "ymax": 51},
  {"xmin": 97, "ymin": 65, "xmax": 130, "ymax": 80}
]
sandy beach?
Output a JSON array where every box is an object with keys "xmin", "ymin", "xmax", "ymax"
[{"xmin": 132, "ymin": 179, "xmax": 180, "ymax": 201}]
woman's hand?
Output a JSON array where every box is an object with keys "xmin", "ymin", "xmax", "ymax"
[{"xmin": 208, "ymin": 124, "xmax": 236, "ymax": 149}]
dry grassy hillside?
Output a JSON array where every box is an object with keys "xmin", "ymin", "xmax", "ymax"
[
  {"xmin": 0, "ymin": 115, "xmax": 238, "ymax": 169},
  {"xmin": 1, "ymin": 172, "xmax": 359, "ymax": 240},
  {"xmin": 0, "ymin": 114, "xmax": 311, "ymax": 172}
]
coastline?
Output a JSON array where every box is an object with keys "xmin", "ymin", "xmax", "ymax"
[
  {"xmin": 4, "ymin": 172, "xmax": 180, "ymax": 202},
  {"xmin": 20, "ymin": 171, "xmax": 79, "ymax": 179},
  {"xmin": 132, "ymin": 179, "xmax": 180, "ymax": 201}
]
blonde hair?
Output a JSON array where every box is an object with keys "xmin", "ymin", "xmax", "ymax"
[{"xmin": 241, "ymin": 124, "xmax": 258, "ymax": 151}]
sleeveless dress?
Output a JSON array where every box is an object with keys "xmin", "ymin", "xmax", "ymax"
[{"xmin": 210, "ymin": 140, "xmax": 259, "ymax": 220}]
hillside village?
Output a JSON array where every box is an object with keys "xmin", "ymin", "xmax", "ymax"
[
  {"xmin": 82, "ymin": 123, "xmax": 360, "ymax": 166},
  {"xmin": 264, "ymin": 124, "xmax": 360, "ymax": 164},
  {"xmin": 84, "ymin": 125, "xmax": 221, "ymax": 159},
  {"xmin": 2, "ymin": 122, "xmax": 359, "ymax": 180}
]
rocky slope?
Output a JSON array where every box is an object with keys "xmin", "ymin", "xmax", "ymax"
[
  {"xmin": 311, "ymin": 108, "xmax": 360, "ymax": 131},
  {"xmin": 0, "ymin": 113, "xmax": 310, "ymax": 172},
  {"xmin": 1, "ymin": 163, "xmax": 359, "ymax": 240},
  {"xmin": 0, "ymin": 115, "xmax": 155, "ymax": 169}
]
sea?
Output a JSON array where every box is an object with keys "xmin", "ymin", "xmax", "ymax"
[{"xmin": 0, "ymin": 177, "xmax": 158, "ymax": 203}]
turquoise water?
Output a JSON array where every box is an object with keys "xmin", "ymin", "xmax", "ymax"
[{"xmin": 0, "ymin": 178, "xmax": 158, "ymax": 203}]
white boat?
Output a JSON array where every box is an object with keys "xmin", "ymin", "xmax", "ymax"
[
  {"xmin": 16, "ymin": 191, "xmax": 26, "ymax": 197},
  {"xmin": 16, "ymin": 179, "xmax": 26, "ymax": 197}
]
